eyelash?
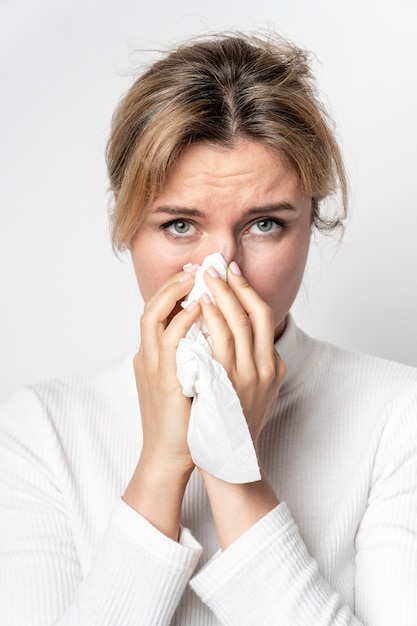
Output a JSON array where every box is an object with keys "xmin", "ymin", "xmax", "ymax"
[
  {"xmin": 160, "ymin": 219, "xmax": 197, "ymax": 239},
  {"xmin": 159, "ymin": 217, "xmax": 287, "ymax": 239},
  {"xmin": 246, "ymin": 218, "xmax": 286, "ymax": 236}
]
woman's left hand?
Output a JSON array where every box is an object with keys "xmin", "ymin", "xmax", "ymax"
[
  {"xmin": 197, "ymin": 261, "xmax": 286, "ymax": 549},
  {"xmin": 199, "ymin": 261, "xmax": 287, "ymax": 448}
]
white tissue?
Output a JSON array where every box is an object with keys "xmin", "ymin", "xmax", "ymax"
[
  {"xmin": 183, "ymin": 253, "xmax": 227, "ymax": 342},
  {"xmin": 176, "ymin": 252, "xmax": 261, "ymax": 483}
]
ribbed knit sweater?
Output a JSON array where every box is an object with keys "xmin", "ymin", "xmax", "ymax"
[{"xmin": 1, "ymin": 316, "xmax": 417, "ymax": 625}]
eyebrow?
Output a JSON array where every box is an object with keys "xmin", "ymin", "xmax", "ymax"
[
  {"xmin": 152, "ymin": 203, "xmax": 297, "ymax": 217},
  {"xmin": 153, "ymin": 207, "xmax": 205, "ymax": 217}
]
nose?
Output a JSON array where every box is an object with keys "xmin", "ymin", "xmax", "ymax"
[{"xmin": 204, "ymin": 234, "xmax": 240, "ymax": 267}]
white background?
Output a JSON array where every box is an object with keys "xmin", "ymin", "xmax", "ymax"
[{"xmin": 1, "ymin": 0, "xmax": 416, "ymax": 400}]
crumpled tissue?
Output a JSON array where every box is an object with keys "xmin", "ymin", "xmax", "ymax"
[{"xmin": 176, "ymin": 252, "xmax": 261, "ymax": 483}]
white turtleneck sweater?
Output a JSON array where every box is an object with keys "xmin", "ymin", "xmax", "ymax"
[{"xmin": 1, "ymin": 317, "xmax": 417, "ymax": 625}]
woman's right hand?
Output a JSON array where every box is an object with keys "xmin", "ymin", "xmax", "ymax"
[
  {"xmin": 135, "ymin": 268, "xmax": 202, "ymax": 473},
  {"xmin": 123, "ymin": 268, "xmax": 201, "ymax": 540}
]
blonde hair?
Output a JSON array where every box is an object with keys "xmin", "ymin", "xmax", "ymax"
[{"xmin": 106, "ymin": 33, "xmax": 348, "ymax": 251}]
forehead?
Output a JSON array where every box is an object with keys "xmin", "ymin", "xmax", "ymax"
[{"xmin": 150, "ymin": 139, "xmax": 303, "ymax": 207}]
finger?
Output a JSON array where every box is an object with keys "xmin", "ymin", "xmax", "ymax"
[
  {"xmin": 157, "ymin": 300, "xmax": 202, "ymax": 381},
  {"xmin": 199, "ymin": 293, "xmax": 240, "ymax": 369},
  {"xmin": 225, "ymin": 265, "xmax": 276, "ymax": 369},
  {"xmin": 140, "ymin": 271, "xmax": 196, "ymax": 362},
  {"xmin": 202, "ymin": 269, "xmax": 257, "ymax": 368},
  {"xmin": 204, "ymin": 264, "xmax": 277, "ymax": 386},
  {"xmin": 144, "ymin": 269, "xmax": 194, "ymax": 310}
]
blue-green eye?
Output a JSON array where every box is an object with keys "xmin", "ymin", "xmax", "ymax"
[
  {"xmin": 161, "ymin": 219, "xmax": 197, "ymax": 238},
  {"xmin": 248, "ymin": 218, "xmax": 283, "ymax": 235},
  {"xmin": 171, "ymin": 220, "xmax": 190, "ymax": 234},
  {"xmin": 255, "ymin": 219, "xmax": 274, "ymax": 232}
]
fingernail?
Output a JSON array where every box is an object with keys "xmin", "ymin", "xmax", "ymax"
[
  {"xmin": 200, "ymin": 292, "xmax": 212, "ymax": 304},
  {"xmin": 178, "ymin": 272, "xmax": 192, "ymax": 283},
  {"xmin": 183, "ymin": 263, "xmax": 199, "ymax": 272},
  {"xmin": 185, "ymin": 299, "xmax": 198, "ymax": 311},
  {"xmin": 229, "ymin": 261, "xmax": 242, "ymax": 275},
  {"xmin": 206, "ymin": 266, "xmax": 219, "ymax": 278}
]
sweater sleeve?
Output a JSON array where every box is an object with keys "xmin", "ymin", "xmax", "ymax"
[
  {"xmin": 190, "ymin": 385, "xmax": 417, "ymax": 626},
  {"xmin": 60, "ymin": 502, "xmax": 202, "ymax": 625},
  {"xmin": 354, "ymin": 384, "xmax": 417, "ymax": 624},
  {"xmin": 0, "ymin": 388, "xmax": 202, "ymax": 625},
  {"xmin": 190, "ymin": 503, "xmax": 360, "ymax": 625}
]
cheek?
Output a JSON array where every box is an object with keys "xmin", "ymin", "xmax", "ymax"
[
  {"xmin": 251, "ymin": 265, "xmax": 300, "ymax": 312},
  {"xmin": 131, "ymin": 248, "xmax": 172, "ymax": 302},
  {"xmin": 135, "ymin": 267, "xmax": 160, "ymax": 302},
  {"xmin": 245, "ymin": 240, "xmax": 310, "ymax": 321}
]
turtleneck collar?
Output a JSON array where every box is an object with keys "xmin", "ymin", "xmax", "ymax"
[{"xmin": 274, "ymin": 314, "xmax": 327, "ymax": 396}]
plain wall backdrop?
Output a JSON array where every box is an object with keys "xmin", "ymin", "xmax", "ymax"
[{"xmin": 1, "ymin": 0, "xmax": 416, "ymax": 400}]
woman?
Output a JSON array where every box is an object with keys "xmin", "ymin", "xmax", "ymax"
[{"xmin": 1, "ymin": 33, "xmax": 416, "ymax": 625}]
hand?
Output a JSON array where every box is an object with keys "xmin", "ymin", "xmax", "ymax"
[
  {"xmin": 135, "ymin": 269, "xmax": 201, "ymax": 474},
  {"xmin": 123, "ymin": 269, "xmax": 201, "ymax": 540},
  {"xmin": 197, "ymin": 261, "xmax": 285, "ymax": 548},
  {"xmin": 200, "ymin": 262, "xmax": 287, "ymax": 447}
]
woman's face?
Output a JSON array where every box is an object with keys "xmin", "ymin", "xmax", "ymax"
[{"xmin": 130, "ymin": 138, "xmax": 312, "ymax": 338}]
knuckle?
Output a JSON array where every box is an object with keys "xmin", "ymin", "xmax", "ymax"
[
  {"xmin": 133, "ymin": 351, "xmax": 141, "ymax": 368},
  {"xmin": 239, "ymin": 277, "xmax": 252, "ymax": 290},
  {"xmin": 140, "ymin": 307, "xmax": 152, "ymax": 329},
  {"xmin": 238, "ymin": 361, "xmax": 256, "ymax": 381},
  {"xmin": 136, "ymin": 345, "xmax": 148, "ymax": 366},
  {"xmin": 235, "ymin": 310, "xmax": 251, "ymax": 329},
  {"xmin": 222, "ymin": 331, "xmax": 235, "ymax": 352},
  {"xmin": 212, "ymin": 330, "xmax": 235, "ymax": 358},
  {"xmin": 133, "ymin": 355, "xmax": 141, "ymax": 380},
  {"xmin": 230, "ymin": 270, "xmax": 251, "ymax": 291},
  {"xmin": 259, "ymin": 352, "xmax": 285, "ymax": 386},
  {"xmin": 262, "ymin": 360, "xmax": 277, "ymax": 381},
  {"xmin": 142, "ymin": 297, "xmax": 154, "ymax": 314},
  {"xmin": 258, "ymin": 365, "xmax": 277, "ymax": 390}
]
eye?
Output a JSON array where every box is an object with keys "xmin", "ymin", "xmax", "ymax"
[
  {"xmin": 171, "ymin": 220, "xmax": 191, "ymax": 235},
  {"xmin": 255, "ymin": 219, "xmax": 274, "ymax": 233},
  {"xmin": 161, "ymin": 219, "xmax": 197, "ymax": 238},
  {"xmin": 247, "ymin": 218, "xmax": 284, "ymax": 235}
]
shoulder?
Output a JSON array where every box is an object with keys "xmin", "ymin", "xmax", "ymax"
[
  {"xmin": 288, "ymin": 324, "xmax": 417, "ymax": 470},
  {"xmin": 280, "ymin": 316, "xmax": 417, "ymax": 404},
  {"xmin": 322, "ymin": 337, "xmax": 417, "ymax": 399},
  {"xmin": 301, "ymin": 328, "xmax": 417, "ymax": 438},
  {"xmin": 0, "ymin": 352, "xmax": 138, "ymax": 440},
  {"xmin": 34, "ymin": 351, "xmax": 137, "ymax": 409},
  {"xmin": 284, "ymin": 316, "xmax": 417, "ymax": 429}
]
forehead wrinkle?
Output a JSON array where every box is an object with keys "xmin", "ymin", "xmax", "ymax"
[
  {"xmin": 149, "ymin": 140, "xmax": 306, "ymax": 217},
  {"xmin": 180, "ymin": 168, "xmax": 265, "ymax": 188}
]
